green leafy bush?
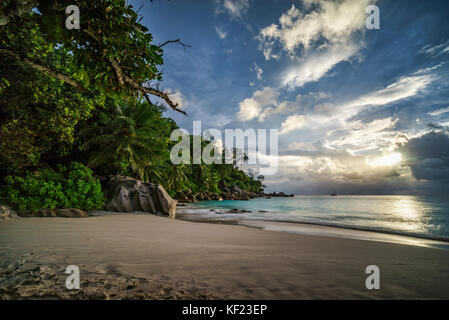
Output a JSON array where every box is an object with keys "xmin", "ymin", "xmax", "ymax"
[{"xmin": 3, "ymin": 162, "xmax": 105, "ymax": 211}]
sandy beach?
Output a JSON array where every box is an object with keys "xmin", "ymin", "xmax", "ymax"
[{"xmin": 1, "ymin": 212, "xmax": 449, "ymax": 299}]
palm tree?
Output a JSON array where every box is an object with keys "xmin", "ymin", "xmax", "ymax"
[
  {"xmin": 163, "ymin": 163, "xmax": 188, "ymax": 192},
  {"xmin": 79, "ymin": 101, "xmax": 168, "ymax": 182}
]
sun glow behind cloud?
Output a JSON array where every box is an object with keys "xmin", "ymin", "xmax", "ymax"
[{"xmin": 367, "ymin": 152, "xmax": 402, "ymax": 167}]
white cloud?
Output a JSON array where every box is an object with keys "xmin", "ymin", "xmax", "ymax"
[
  {"xmin": 239, "ymin": 89, "xmax": 298, "ymax": 122},
  {"xmin": 215, "ymin": 27, "xmax": 228, "ymax": 39},
  {"xmin": 305, "ymin": 70, "xmax": 437, "ymax": 127},
  {"xmin": 351, "ymin": 75, "xmax": 433, "ymax": 108},
  {"xmin": 288, "ymin": 142, "xmax": 316, "ymax": 151},
  {"xmin": 258, "ymin": 0, "xmax": 374, "ymax": 89},
  {"xmin": 259, "ymin": 100, "xmax": 291, "ymax": 122},
  {"xmin": 258, "ymin": 0, "xmax": 371, "ymax": 58},
  {"xmin": 279, "ymin": 114, "xmax": 307, "ymax": 135},
  {"xmin": 337, "ymin": 72, "xmax": 436, "ymax": 119},
  {"xmin": 269, "ymin": 66, "xmax": 437, "ymax": 167},
  {"xmin": 309, "ymin": 70, "xmax": 436, "ymax": 154},
  {"xmin": 261, "ymin": 46, "xmax": 280, "ymax": 60},
  {"xmin": 428, "ymin": 106, "xmax": 449, "ymax": 116},
  {"xmin": 253, "ymin": 62, "xmax": 263, "ymax": 80},
  {"xmin": 237, "ymin": 86, "xmax": 278, "ymax": 121},
  {"xmin": 216, "ymin": 0, "xmax": 251, "ymax": 18},
  {"xmin": 420, "ymin": 40, "xmax": 449, "ymax": 58},
  {"xmin": 168, "ymin": 90, "xmax": 186, "ymax": 109},
  {"xmin": 282, "ymin": 42, "xmax": 358, "ymax": 89},
  {"xmin": 327, "ymin": 118, "xmax": 399, "ymax": 153},
  {"xmin": 239, "ymin": 89, "xmax": 331, "ymax": 122}
]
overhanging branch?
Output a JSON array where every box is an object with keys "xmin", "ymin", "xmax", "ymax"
[
  {"xmin": 0, "ymin": 31, "xmax": 187, "ymax": 115},
  {"xmin": 82, "ymin": 28, "xmax": 187, "ymax": 115},
  {"xmin": 0, "ymin": 48, "xmax": 88, "ymax": 92}
]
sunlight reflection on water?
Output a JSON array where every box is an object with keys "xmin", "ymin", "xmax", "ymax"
[{"xmin": 181, "ymin": 195, "xmax": 449, "ymax": 240}]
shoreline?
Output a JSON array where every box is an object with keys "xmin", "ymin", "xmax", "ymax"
[
  {"xmin": 1, "ymin": 212, "xmax": 449, "ymax": 299},
  {"xmin": 176, "ymin": 205, "xmax": 449, "ymax": 248},
  {"xmin": 238, "ymin": 220, "xmax": 449, "ymax": 250}
]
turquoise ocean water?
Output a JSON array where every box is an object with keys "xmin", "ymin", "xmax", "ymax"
[{"xmin": 180, "ymin": 195, "xmax": 449, "ymax": 241}]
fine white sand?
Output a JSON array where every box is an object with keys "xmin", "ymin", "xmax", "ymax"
[{"xmin": 1, "ymin": 212, "xmax": 449, "ymax": 299}]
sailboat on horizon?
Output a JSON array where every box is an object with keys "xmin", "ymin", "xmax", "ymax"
[{"xmin": 331, "ymin": 188, "xmax": 338, "ymax": 196}]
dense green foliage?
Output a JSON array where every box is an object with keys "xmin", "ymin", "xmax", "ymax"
[
  {"xmin": 0, "ymin": 1, "xmax": 265, "ymax": 211},
  {"xmin": 2, "ymin": 1, "xmax": 165, "ymax": 95},
  {"xmin": 3, "ymin": 162, "xmax": 105, "ymax": 211},
  {"xmin": 0, "ymin": 15, "xmax": 103, "ymax": 169},
  {"xmin": 224, "ymin": 170, "xmax": 264, "ymax": 194}
]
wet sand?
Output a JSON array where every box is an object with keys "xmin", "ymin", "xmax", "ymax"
[{"xmin": 1, "ymin": 212, "xmax": 449, "ymax": 299}]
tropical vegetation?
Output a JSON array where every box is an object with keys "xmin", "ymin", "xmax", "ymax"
[{"xmin": 0, "ymin": 1, "xmax": 264, "ymax": 210}]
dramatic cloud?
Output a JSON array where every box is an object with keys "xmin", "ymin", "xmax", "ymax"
[
  {"xmin": 313, "ymin": 68, "xmax": 436, "ymax": 131},
  {"xmin": 258, "ymin": 146, "xmax": 410, "ymax": 194},
  {"xmin": 151, "ymin": 0, "xmax": 449, "ymax": 195},
  {"xmin": 307, "ymin": 69, "xmax": 437, "ymax": 155},
  {"xmin": 262, "ymin": 65, "xmax": 442, "ymax": 193},
  {"xmin": 279, "ymin": 114, "xmax": 307, "ymax": 135},
  {"xmin": 257, "ymin": 0, "xmax": 373, "ymax": 88},
  {"xmin": 398, "ymin": 130, "xmax": 449, "ymax": 182},
  {"xmin": 326, "ymin": 118, "xmax": 399, "ymax": 153},
  {"xmin": 257, "ymin": 64, "xmax": 440, "ymax": 192}
]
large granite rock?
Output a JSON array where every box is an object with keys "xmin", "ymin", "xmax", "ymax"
[{"xmin": 103, "ymin": 176, "xmax": 176, "ymax": 219}]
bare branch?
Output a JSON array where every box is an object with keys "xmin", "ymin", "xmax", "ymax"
[
  {"xmin": 158, "ymin": 39, "xmax": 191, "ymax": 50},
  {"xmin": 136, "ymin": 79, "xmax": 187, "ymax": 115},
  {"xmin": 0, "ymin": 48, "xmax": 88, "ymax": 92},
  {"xmin": 140, "ymin": 90, "xmax": 154, "ymax": 106}
]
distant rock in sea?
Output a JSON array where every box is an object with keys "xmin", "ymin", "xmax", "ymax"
[
  {"xmin": 176, "ymin": 184, "xmax": 259, "ymax": 203},
  {"xmin": 175, "ymin": 186, "xmax": 293, "ymax": 203},
  {"xmin": 260, "ymin": 192, "xmax": 294, "ymax": 198}
]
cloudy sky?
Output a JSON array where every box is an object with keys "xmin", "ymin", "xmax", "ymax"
[{"xmin": 132, "ymin": 0, "xmax": 449, "ymax": 195}]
